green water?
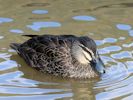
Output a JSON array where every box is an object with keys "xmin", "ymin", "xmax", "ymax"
[{"xmin": 0, "ymin": 0, "xmax": 133, "ymax": 100}]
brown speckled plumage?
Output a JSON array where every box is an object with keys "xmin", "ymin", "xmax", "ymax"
[{"xmin": 10, "ymin": 35, "xmax": 105, "ymax": 79}]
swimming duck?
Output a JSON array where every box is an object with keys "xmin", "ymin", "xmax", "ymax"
[{"xmin": 10, "ymin": 35, "xmax": 105, "ymax": 79}]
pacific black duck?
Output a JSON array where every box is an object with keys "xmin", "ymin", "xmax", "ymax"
[{"xmin": 10, "ymin": 35, "xmax": 105, "ymax": 79}]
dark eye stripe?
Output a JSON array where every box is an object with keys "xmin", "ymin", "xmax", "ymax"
[{"xmin": 79, "ymin": 45, "xmax": 93, "ymax": 59}]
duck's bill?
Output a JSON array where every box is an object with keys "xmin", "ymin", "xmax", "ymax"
[{"xmin": 95, "ymin": 58, "xmax": 106, "ymax": 74}]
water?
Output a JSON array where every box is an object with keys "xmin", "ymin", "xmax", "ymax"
[{"xmin": 0, "ymin": 0, "xmax": 133, "ymax": 100}]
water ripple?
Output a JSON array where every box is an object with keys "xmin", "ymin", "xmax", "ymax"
[
  {"xmin": 95, "ymin": 38, "xmax": 117, "ymax": 46},
  {"xmin": 0, "ymin": 36, "xmax": 4, "ymax": 39},
  {"xmin": 95, "ymin": 75, "xmax": 133, "ymax": 100},
  {"xmin": 32, "ymin": 10, "xmax": 48, "ymax": 14},
  {"xmin": 119, "ymin": 37, "xmax": 126, "ymax": 40},
  {"xmin": 0, "ymin": 86, "xmax": 69, "ymax": 94},
  {"xmin": 116, "ymin": 24, "xmax": 132, "ymax": 31},
  {"xmin": 98, "ymin": 46, "xmax": 122, "ymax": 54},
  {"xmin": 0, "ymin": 60, "xmax": 18, "ymax": 71},
  {"xmin": 23, "ymin": 3, "xmax": 50, "ymax": 7},
  {"xmin": 111, "ymin": 51, "xmax": 133, "ymax": 59},
  {"xmin": 72, "ymin": 15, "xmax": 96, "ymax": 21},
  {"xmin": 125, "ymin": 61, "xmax": 133, "ymax": 74},
  {"xmin": 0, "ymin": 71, "xmax": 39, "ymax": 87},
  {"xmin": 123, "ymin": 42, "xmax": 133, "ymax": 48},
  {"xmin": 104, "ymin": 38, "xmax": 117, "ymax": 43},
  {"xmin": 128, "ymin": 30, "xmax": 133, "ymax": 37},
  {"xmin": 94, "ymin": 61, "xmax": 131, "ymax": 100},
  {"xmin": 123, "ymin": 95, "xmax": 133, "ymax": 100},
  {"xmin": 0, "ymin": 17, "xmax": 13, "ymax": 24},
  {"xmin": 0, "ymin": 53, "xmax": 11, "ymax": 60},
  {"xmin": 27, "ymin": 21, "xmax": 61, "ymax": 31},
  {"xmin": 100, "ymin": 56, "xmax": 116, "ymax": 64},
  {"xmin": 9, "ymin": 29, "xmax": 24, "ymax": 34},
  {"xmin": 0, "ymin": 93, "xmax": 73, "ymax": 100},
  {"xmin": 96, "ymin": 81, "xmax": 133, "ymax": 100}
]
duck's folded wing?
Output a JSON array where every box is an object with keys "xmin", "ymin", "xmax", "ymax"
[
  {"xmin": 43, "ymin": 46, "xmax": 72, "ymax": 76},
  {"xmin": 17, "ymin": 41, "xmax": 72, "ymax": 76}
]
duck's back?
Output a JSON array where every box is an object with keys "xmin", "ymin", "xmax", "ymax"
[{"xmin": 11, "ymin": 35, "xmax": 77, "ymax": 77}]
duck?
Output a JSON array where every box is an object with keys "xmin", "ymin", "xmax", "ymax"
[{"xmin": 10, "ymin": 34, "xmax": 105, "ymax": 79}]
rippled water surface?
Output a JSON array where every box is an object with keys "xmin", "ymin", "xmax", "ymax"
[{"xmin": 0, "ymin": 0, "xmax": 133, "ymax": 100}]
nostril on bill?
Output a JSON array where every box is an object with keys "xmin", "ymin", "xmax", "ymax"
[{"xmin": 103, "ymin": 69, "xmax": 106, "ymax": 74}]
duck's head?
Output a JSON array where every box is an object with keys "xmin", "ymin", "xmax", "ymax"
[{"xmin": 72, "ymin": 36, "xmax": 105, "ymax": 74}]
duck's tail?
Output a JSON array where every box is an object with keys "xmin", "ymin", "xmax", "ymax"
[
  {"xmin": 22, "ymin": 35, "xmax": 38, "ymax": 37},
  {"xmin": 10, "ymin": 43, "xmax": 20, "ymax": 51}
]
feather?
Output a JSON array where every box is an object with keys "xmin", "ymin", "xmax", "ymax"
[
  {"xmin": 10, "ymin": 43, "xmax": 20, "ymax": 50},
  {"xmin": 22, "ymin": 35, "xmax": 38, "ymax": 37}
]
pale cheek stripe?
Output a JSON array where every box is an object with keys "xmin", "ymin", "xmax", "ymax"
[
  {"xmin": 79, "ymin": 44, "xmax": 94, "ymax": 59},
  {"xmin": 82, "ymin": 51, "xmax": 92, "ymax": 61}
]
